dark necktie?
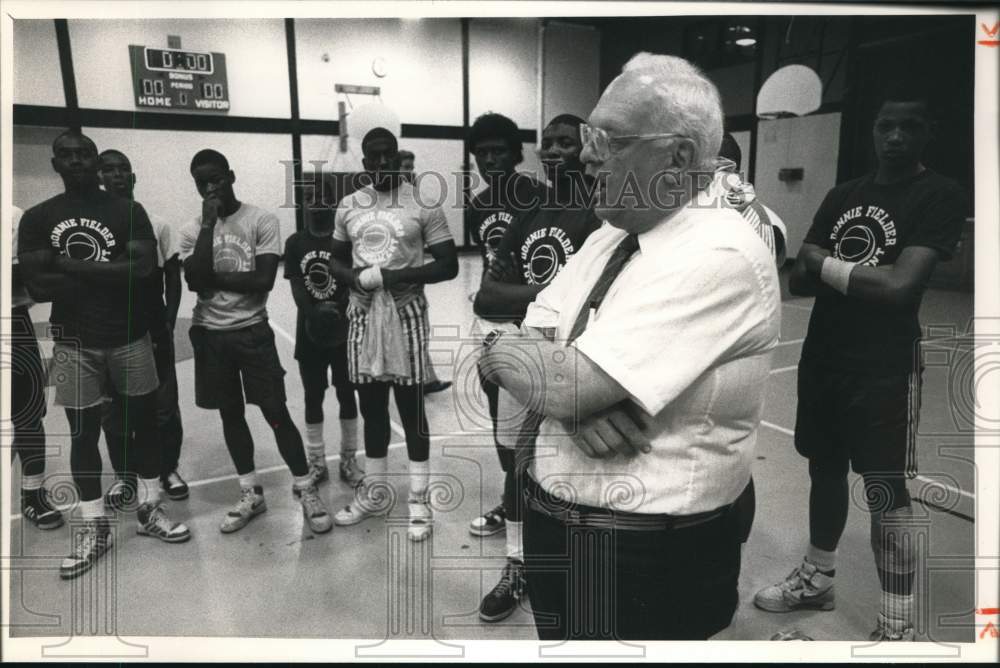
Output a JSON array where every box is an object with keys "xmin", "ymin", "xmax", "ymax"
[{"xmin": 514, "ymin": 233, "xmax": 641, "ymax": 461}]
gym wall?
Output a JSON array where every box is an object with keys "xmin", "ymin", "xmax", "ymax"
[{"xmin": 12, "ymin": 17, "xmax": 598, "ymax": 248}]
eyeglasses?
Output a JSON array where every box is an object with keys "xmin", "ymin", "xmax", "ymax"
[{"xmin": 579, "ymin": 124, "xmax": 689, "ymax": 162}]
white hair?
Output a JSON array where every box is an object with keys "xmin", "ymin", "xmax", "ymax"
[{"xmin": 620, "ymin": 53, "xmax": 723, "ymax": 171}]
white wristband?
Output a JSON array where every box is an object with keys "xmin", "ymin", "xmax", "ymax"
[
  {"xmin": 820, "ymin": 256, "xmax": 855, "ymax": 295},
  {"xmin": 359, "ymin": 266, "xmax": 384, "ymax": 290}
]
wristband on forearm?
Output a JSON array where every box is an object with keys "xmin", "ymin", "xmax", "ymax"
[{"xmin": 820, "ymin": 256, "xmax": 855, "ymax": 295}]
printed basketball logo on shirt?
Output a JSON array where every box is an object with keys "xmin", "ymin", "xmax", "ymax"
[
  {"xmin": 214, "ymin": 233, "xmax": 254, "ymax": 272},
  {"xmin": 829, "ymin": 204, "xmax": 898, "ymax": 266},
  {"xmin": 480, "ymin": 211, "xmax": 514, "ymax": 263},
  {"xmin": 300, "ymin": 249, "xmax": 337, "ymax": 300},
  {"xmin": 50, "ymin": 218, "xmax": 116, "ymax": 262},
  {"xmin": 354, "ymin": 210, "xmax": 404, "ymax": 266},
  {"xmin": 521, "ymin": 226, "xmax": 575, "ymax": 286}
]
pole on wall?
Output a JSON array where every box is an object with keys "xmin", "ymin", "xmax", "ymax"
[
  {"xmin": 284, "ymin": 18, "xmax": 304, "ymax": 233},
  {"xmin": 461, "ymin": 17, "xmax": 472, "ymax": 248},
  {"xmin": 53, "ymin": 19, "xmax": 79, "ymax": 130}
]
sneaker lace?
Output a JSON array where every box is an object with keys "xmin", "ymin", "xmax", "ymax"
[
  {"xmin": 145, "ymin": 504, "xmax": 170, "ymax": 530},
  {"xmin": 235, "ymin": 487, "xmax": 258, "ymax": 515},
  {"xmin": 71, "ymin": 524, "xmax": 100, "ymax": 558},
  {"xmin": 485, "ymin": 504, "xmax": 505, "ymax": 522},
  {"xmin": 493, "ymin": 562, "xmax": 519, "ymax": 597},
  {"xmin": 300, "ymin": 487, "xmax": 326, "ymax": 517}
]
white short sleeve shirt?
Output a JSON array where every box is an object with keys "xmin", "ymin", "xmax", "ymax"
[{"xmin": 523, "ymin": 198, "xmax": 781, "ymax": 515}]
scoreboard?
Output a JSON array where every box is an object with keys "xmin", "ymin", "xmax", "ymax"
[{"xmin": 128, "ymin": 45, "xmax": 230, "ymax": 112}]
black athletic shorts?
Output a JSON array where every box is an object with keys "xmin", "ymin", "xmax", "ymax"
[
  {"xmin": 297, "ymin": 343, "xmax": 351, "ymax": 395},
  {"xmin": 10, "ymin": 306, "xmax": 47, "ymax": 426},
  {"xmin": 794, "ymin": 359, "xmax": 922, "ymax": 478},
  {"xmin": 189, "ymin": 320, "xmax": 287, "ymax": 409}
]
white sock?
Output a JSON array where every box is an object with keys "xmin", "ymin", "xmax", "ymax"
[
  {"xmin": 506, "ymin": 520, "xmax": 524, "ymax": 563},
  {"xmin": 80, "ymin": 498, "xmax": 104, "ymax": 520},
  {"xmin": 806, "ymin": 544, "xmax": 837, "ymax": 573},
  {"xmin": 306, "ymin": 422, "xmax": 324, "ymax": 448},
  {"xmin": 21, "ymin": 473, "xmax": 44, "ymax": 492},
  {"xmin": 880, "ymin": 592, "xmax": 913, "ymax": 629},
  {"xmin": 409, "ymin": 459, "xmax": 429, "ymax": 497},
  {"xmin": 138, "ymin": 477, "xmax": 161, "ymax": 507},
  {"xmin": 340, "ymin": 418, "xmax": 358, "ymax": 457},
  {"xmin": 238, "ymin": 471, "xmax": 259, "ymax": 491},
  {"xmin": 292, "ymin": 474, "xmax": 313, "ymax": 492}
]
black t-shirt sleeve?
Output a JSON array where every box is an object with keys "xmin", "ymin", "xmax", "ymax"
[
  {"xmin": 283, "ymin": 234, "xmax": 302, "ymax": 279},
  {"xmin": 906, "ymin": 178, "xmax": 967, "ymax": 262},
  {"xmin": 16, "ymin": 204, "xmax": 49, "ymax": 256},
  {"xmin": 803, "ymin": 185, "xmax": 848, "ymax": 249},
  {"xmin": 128, "ymin": 201, "xmax": 156, "ymax": 243}
]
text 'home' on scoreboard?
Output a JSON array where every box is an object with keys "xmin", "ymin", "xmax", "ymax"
[{"xmin": 129, "ymin": 45, "xmax": 230, "ymax": 112}]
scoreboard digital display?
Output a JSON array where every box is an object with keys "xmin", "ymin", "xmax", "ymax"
[{"xmin": 129, "ymin": 45, "xmax": 230, "ymax": 112}]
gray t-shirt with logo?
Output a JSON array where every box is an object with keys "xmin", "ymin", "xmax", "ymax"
[
  {"xmin": 178, "ymin": 202, "xmax": 281, "ymax": 331},
  {"xmin": 334, "ymin": 182, "xmax": 453, "ymax": 309}
]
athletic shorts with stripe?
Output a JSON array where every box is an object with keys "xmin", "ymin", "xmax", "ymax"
[
  {"xmin": 794, "ymin": 359, "xmax": 922, "ymax": 478},
  {"xmin": 346, "ymin": 294, "xmax": 429, "ymax": 386}
]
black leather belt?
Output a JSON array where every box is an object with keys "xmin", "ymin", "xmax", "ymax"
[{"xmin": 524, "ymin": 475, "xmax": 730, "ymax": 532}]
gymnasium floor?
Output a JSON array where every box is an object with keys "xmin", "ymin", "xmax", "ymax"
[{"xmin": 7, "ymin": 252, "xmax": 976, "ymax": 644}]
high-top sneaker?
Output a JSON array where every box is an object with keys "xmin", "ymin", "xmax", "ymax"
[
  {"xmin": 294, "ymin": 484, "xmax": 333, "ymax": 534},
  {"xmin": 60, "ymin": 519, "xmax": 113, "ymax": 580},
  {"xmin": 21, "ymin": 487, "xmax": 64, "ymax": 530},
  {"xmin": 220, "ymin": 486, "xmax": 267, "ymax": 533}
]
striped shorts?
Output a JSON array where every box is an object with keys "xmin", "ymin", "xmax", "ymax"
[
  {"xmin": 794, "ymin": 360, "xmax": 922, "ymax": 479},
  {"xmin": 346, "ymin": 294, "xmax": 429, "ymax": 386}
]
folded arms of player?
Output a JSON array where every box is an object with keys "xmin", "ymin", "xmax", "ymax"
[
  {"xmin": 328, "ymin": 239, "xmax": 459, "ymax": 293},
  {"xmin": 19, "ymin": 238, "xmax": 155, "ymax": 302},
  {"xmin": 790, "ymin": 242, "xmax": 941, "ymax": 308},
  {"xmin": 473, "ymin": 250, "xmax": 545, "ymax": 322}
]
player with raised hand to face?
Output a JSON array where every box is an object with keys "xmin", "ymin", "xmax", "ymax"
[{"xmin": 178, "ymin": 149, "xmax": 333, "ymax": 536}]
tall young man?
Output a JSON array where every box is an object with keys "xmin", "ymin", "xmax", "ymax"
[
  {"xmin": 328, "ymin": 128, "xmax": 458, "ymax": 542},
  {"xmin": 754, "ymin": 86, "xmax": 967, "ymax": 641},
  {"xmin": 18, "ymin": 131, "xmax": 190, "ymax": 580},
  {"xmin": 472, "ymin": 113, "xmax": 601, "ymax": 622},
  {"xmin": 465, "ymin": 113, "xmax": 548, "ymax": 539},
  {"xmin": 96, "ymin": 149, "xmax": 188, "ymax": 506},
  {"xmin": 283, "ymin": 203, "xmax": 362, "ymax": 487},
  {"xmin": 178, "ymin": 149, "xmax": 332, "ymax": 535},
  {"xmin": 10, "ymin": 205, "xmax": 64, "ymax": 530}
]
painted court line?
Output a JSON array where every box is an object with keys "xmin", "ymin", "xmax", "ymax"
[
  {"xmin": 759, "ymin": 422, "xmax": 975, "ymax": 502},
  {"xmin": 769, "ymin": 365, "xmax": 798, "ymax": 375}
]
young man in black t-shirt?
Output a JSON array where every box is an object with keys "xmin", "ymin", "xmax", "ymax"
[
  {"xmin": 284, "ymin": 204, "xmax": 362, "ymax": 487},
  {"xmin": 466, "ymin": 113, "xmax": 548, "ymax": 540},
  {"xmin": 472, "ymin": 114, "xmax": 601, "ymax": 623},
  {"xmin": 754, "ymin": 88, "xmax": 967, "ymax": 641},
  {"xmin": 18, "ymin": 131, "xmax": 190, "ymax": 580},
  {"xmin": 96, "ymin": 149, "xmax": 188, "ymax": 507}
]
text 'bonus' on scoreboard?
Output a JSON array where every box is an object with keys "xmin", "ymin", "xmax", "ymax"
[{"xmin": 128, "ymin": 45, "xmax": 230, "ymax": 112}]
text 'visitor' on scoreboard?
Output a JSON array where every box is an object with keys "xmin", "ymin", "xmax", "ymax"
[{"xmin": 129, "ymin": 45, "xmax": 230, "ymax": 112}]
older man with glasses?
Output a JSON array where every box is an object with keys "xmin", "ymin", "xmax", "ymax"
[{"xmin": 479, "ymin": 53, "xmax": 781, "ymax": 640}]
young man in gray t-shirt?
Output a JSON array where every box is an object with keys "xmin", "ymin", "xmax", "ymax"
[{"xmin": 179, "ymin": 149, "xmax": 332, "ymax": 536}]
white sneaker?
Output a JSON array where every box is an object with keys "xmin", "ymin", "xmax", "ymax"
[
  {"xmin": 294, "ymin": 484, "xmax": 333, "ymax": 534},
  {"xmin": 333, "ymin": 478, "xmax": 390, "ymax": 526},
  {"xmin": 220, "ymin": 486, "xmax": 267, "ymax": 533},
  {"xmin": 408, "ymin": 491, "xmax": 433, "ymax": 542}
]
